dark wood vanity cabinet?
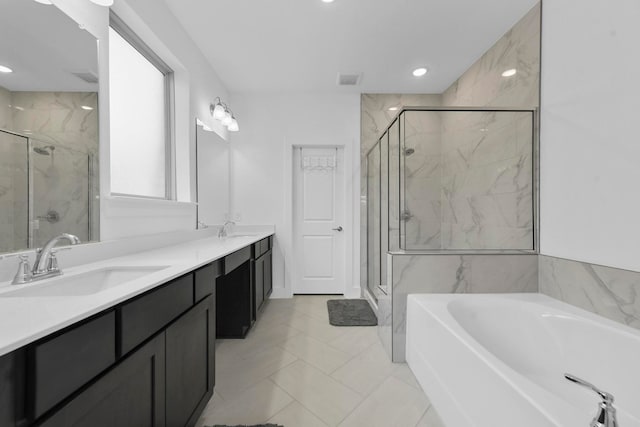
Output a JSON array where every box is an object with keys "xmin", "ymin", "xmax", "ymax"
[
  {"xmin": 253, "ymin": 237, "xmax": 273, "ymax": 318},
  {"xmin": 38, "ymin": 333, "xmax": 166, "ymax": 427},
  {"xmin": 216, "ymin": 235, "xmax": 274, "ymax": 338},
  {"xmin": 216, "ymin": 247, "xmax": 253, "ymax": 338},
  {"xmin": 0, "ymin": 261, "xmax": 220, "ymax": 427},
  {"xmin": 166, "ymin": 295, "xmax": 215, "ymax": 427}
]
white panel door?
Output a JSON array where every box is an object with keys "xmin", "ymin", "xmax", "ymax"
[{"xmin": 293, "ymin": 147, "xmax": 345, "ymax": 294}]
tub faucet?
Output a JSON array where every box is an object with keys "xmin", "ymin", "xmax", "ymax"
[{"xmin": 565, "ymin": 374, "xmax": 618, "ymax": 427}]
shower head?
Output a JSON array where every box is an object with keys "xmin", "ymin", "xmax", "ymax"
[
  {"xmin": 33, "ymin": 146, "xmax": 55, "ymax": 156},
  {"xmin": 404, "ymin": 148, "xmax": 415, "ymax": 156}
]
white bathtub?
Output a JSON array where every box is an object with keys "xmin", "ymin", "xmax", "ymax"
[{"xmin": 406, "ymin": 293, "xmax": 640, "ymax": 427}]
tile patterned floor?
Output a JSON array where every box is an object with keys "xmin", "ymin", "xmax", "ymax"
[{"xmin": 196, "ymin": 295, "xmax": 445, "ymax": 427}]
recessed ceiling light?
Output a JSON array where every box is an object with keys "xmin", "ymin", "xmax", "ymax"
[
  {"xmin": 412, "ymin": 67, "xmax": 428, "ymax": 77},
  {"xmin": 14, "ymin": 106, "xmax": 24, "ymax": 111},
  {"xmin": 388, "ymin": 107, "xmax": 399, "ymax": 111},
  {"xmin": 81, "ymin": 105, "xmax": 94, "ymax": 111},
  {"xmin": 33, "ymin": 0, "xmax": 53, "ymax": 4},
  {"xmin": 502, "ymin": 68, "xmax": 517, "ymax": 77},
  {"xmin": 322, "ymin": 0, "xmax": 335, "ymax": 3},
  {"xmin": 0, "ymin": 65, "xmax": 13, "ymax": 73}
]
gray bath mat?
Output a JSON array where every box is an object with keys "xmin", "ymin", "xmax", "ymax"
[{"xmin": 327, "ymin": 299, "xmax": 377, "ymax": 326}]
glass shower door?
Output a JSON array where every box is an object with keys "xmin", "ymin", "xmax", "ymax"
[
  {"xmin": 0, "ymin": 130, "xmax": 29, "ymax": 253},
  {"xmin": 30, "ymin": 140, "xmax": 91, "ymax": 248}
]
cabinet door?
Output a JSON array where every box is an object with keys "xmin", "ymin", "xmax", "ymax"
[
  {"xmin": 254, "ymin": 256, "xmax": 264, "ymax": 315},
  {"xmin": 166, "ymin": 296, "xmax": 215, "ymax": 427},
  {"xmin": 264, "ymin": 250, "xmax": 273, "ymax": 299},
  {"xmin": 40, "ymin": 334, "xmax": 165, "ymax": 427},
  {"xmin": 0, "ymin": 350, "xmax": 26, "ymax": 427}
]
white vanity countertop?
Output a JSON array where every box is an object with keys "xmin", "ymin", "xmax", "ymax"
[{"xmin": 0, "ymin": 231, "xmax": 274, "ymax": 357}]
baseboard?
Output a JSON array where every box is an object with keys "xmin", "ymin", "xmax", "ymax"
[{"xmin": 269, "ymin": 287, "xmax": 293, "ymax": 299}]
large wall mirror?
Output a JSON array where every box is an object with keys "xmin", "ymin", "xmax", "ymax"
[
  {"xmin": 0, "ymin": 0, "xmax": 99, "ymax": 254},
  {"xmin": 196, "ymin": 123, "xmax": 229, "ymax": 226}
]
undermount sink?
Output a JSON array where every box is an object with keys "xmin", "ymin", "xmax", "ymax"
[{"xmin": 0, "ymin": 265, "xmax": 169, "ymax": 298}]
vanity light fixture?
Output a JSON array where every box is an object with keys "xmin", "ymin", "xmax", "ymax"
[
  {"xmin": 81, "ymin": 105, "xmax": 94, "ymax": 111},
  {"xmin": 211, "ymin": 99, "xmax": 226, "ymax": 120},
  {"xmin": 0, "ymin": 65, "xmax": 13, "ymax": 73},
  {"xmin": 228, "ymin": 116, "xmax": 239, "ymax": 132},
  {"xmin": 502, "ymin": 68, "xmax": 517, "ymax": 77},
  {"xmin": 412, "ymin": 67, "xmax": 428, "ymax": 77},
  {"xmin": 222, "ymin": 109, "xmax": 233, "ymax": 127},
  {"xmin": 209, "ymin": 97, "xmax": 240, "ymax": 132}
]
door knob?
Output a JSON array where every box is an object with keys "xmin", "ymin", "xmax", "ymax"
[{"xmin": 332, "ymin": 226, "xmax": 343, "ymax": 232}]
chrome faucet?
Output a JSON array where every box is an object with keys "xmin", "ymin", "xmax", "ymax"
[
  {"xmin": 218, "ymin": 220, "xmax": 236, "ymax": 238},
  {"xmin": 11, "ymin": 233, "xmax": 81, "ymax": 285},
  {"xmin": 565, "ymin": 374, "xmax": 618, "ymax": 427}
]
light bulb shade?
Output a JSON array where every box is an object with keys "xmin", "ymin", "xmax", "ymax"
[
  {"xmin": 228, "ymin": 118, "xmax": 239, "ymax": 132},
  {"xmin": 222, "ymin": 110, "xmax": 233, "ymax": 126},
  {"xmin": 212, "ymin": 103, "xmax": 226, "ymax": 120},
  {"xmin": 89, "ymin": 0, "xmax": 114, "ymax": 6}
]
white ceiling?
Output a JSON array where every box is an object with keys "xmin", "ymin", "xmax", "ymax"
[
  {"xmin": 0, "ymin": 0, "xmax": 98, "ymax": 92},
  {"xmin": 164, "ymin": 0, "xmax": 538, "ymax": 94}
]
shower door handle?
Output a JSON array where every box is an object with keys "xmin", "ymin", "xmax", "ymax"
[{"xmin": 332, "ymin": 226, "xmax": 343, "ymax": 232}]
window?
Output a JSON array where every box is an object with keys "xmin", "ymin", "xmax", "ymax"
[{"xmin": 109, "ymin": 14, "xmax": 174, "ymax": 199}]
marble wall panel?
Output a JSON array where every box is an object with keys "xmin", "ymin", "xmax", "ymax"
[
  {"xmin": 442, "ymin": 3, "xmax": 540, "ymax": 108},
  {"xmin": 539, "ymin": 255, "xmax": 640, "ymax": 330},
  {"xmin": 390, "ymin": 254, "xmax": 538, "ymax": 361}
]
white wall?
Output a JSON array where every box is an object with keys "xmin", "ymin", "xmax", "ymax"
[
  {"xmin": 230, "ymin": 93, "xmax": 361, "ymax": 298},
  {"xmin": 53, "ymin": 0, "xmax": 231, "ymax": 241},
  {"xmin": 540, "ymin": 0, "xmax": 640, "ymax": 271}
]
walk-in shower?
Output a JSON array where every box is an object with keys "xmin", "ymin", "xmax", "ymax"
[
  {"xmin": 366, "ymin": 107, "xmax": 537, "ymax": 301},
  {"xmin": 0, "ymin": 129, "xmax": 96, "ymax": 253}
]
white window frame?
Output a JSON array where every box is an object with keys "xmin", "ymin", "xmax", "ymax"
[{"xmin": 109, "ymin": 12, "xmax": 176, "ymax": 200}]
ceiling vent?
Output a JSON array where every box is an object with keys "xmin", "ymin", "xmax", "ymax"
[
  {"xmin": 336, "ymin": 73, "xmax": 361, "ymax": 86},
  {"xmin": 70, "ymin": 71, "xmax": 99, "ymax": 84}
]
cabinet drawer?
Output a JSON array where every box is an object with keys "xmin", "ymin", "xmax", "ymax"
[
  {"xmin": 30, "ymin": 311, "xmax": 116, "ymax": 419},
  {"xmin": 224, "ymin": 246, "xmax": 251, "ymax": 274},
  {"xmin": 119, "ymin": 274, "xmax": 194, "ymax": 356},
  {"xmin": 195, "ymin": 261, "xmax": 221, "ymax": 303},
  {"xmin": 259, "ymin": 238, "xmax": 270, "ymax": 256}
]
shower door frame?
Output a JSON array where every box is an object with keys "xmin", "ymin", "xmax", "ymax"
[
  {"xmin": 371, "ymin": 106, "xmax": 540, "ymax": 255},
  {"xmin": 0, "ymin": 128, "xmax": 94, "ymax": 251}
]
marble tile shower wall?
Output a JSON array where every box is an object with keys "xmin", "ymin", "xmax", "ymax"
[
  {"xmin": 440, "ymin": 110, "xmax": 534, "ymax": 249},
  {"xmin": 539, "ymin": 256, "xmax": 640, "ymax": 330},
  {"xmin": 402, "ymin": 111, "xmax": 442, "ymax": 250},
  {"xmin": 0, "ymin": 90, "xmax": 99, "ymax": 252},
  {"xmin": 0, "ymin": 132, "xmax": 29, "ymax": 252},
  {"xmin": 388, "ymin": 254, "xmax": 538, "ymax": 361}
]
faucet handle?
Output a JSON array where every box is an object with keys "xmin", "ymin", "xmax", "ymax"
[
  {"xmin": 565, "ymin": 374, "xmax": 617, "ymax": 427},
  {"xmin": 48, "ymin": 248, "xmax": 71, "ymax": 272},
  {"xmin": 12, "ymin": 254, "xmax": 32, "ymax": 285},
  {"xmin": 565, "ymin": 374, "xmax": 614, "ymax": 403}
]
